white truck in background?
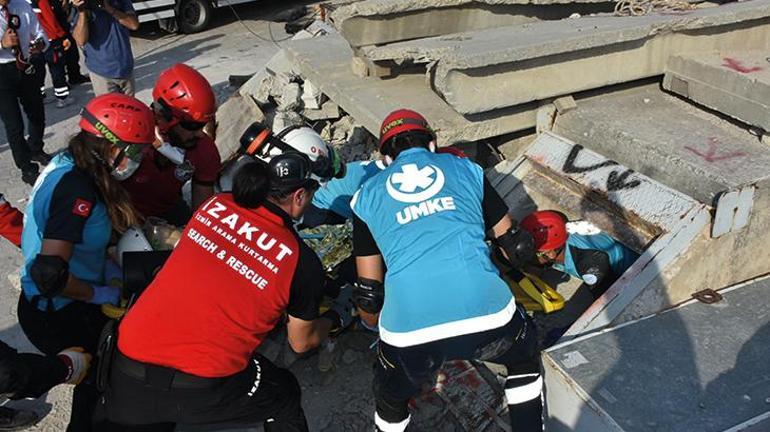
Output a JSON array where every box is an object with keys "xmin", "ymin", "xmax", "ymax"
[{"xmin": 132, "ymin": 0, "xmax": 253, "ymax": 33}]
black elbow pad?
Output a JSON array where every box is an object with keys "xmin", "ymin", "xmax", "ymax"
[
  {"xmin": 29, "ymin": 255, "xmax": 69, "ymax": 299},
  {"xmin": 352, "ymin": 278, "xmax": 384, "ymax": 314},
  {"xmin": 495, "ymin": 228, "xmax": 536, "ymax": 269}
]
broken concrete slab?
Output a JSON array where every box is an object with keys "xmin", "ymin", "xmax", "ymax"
[
  {"xmin": 301, "ymin": 80, "xmax": 323, "ymax": 109},
  {"xmin": 331, "ymin": 0, "xmax": 614, "ymax": 48},
  {"xmin": 214, "ymin": 94, "xmax": 265, "ymax": 160},
  {"xmin": 363, "ymin": 0, "xmax": 770, "ymax": 115},
  {"xmin": 283, "ymin": 33, "xmax": 540, "ymax": 144},
  {"xmin": 277, "ymin": 82, "xmax": 302, "ymax": 112},
  {"xmin": 303, "ymin": 100, "xmax": 341, "ymax": 121},
  {"xmin": 238, "ymin": 49, "xmax": 295, "ymax": 99},
  {"xmin": 663, "ymin": 50, "xmax": 770, "ymax": 132},
  {"xmin": 553, "ymin": 84, "xmax": 770, "ymax": 206}
]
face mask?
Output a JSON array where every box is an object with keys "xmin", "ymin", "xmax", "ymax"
[
  {"xmin": 108, "ymin": 144, "xmax": 144, "ymax": 181},
  {"xmin": 156, "ymin": 141, "xmax": 186, "ymax": 165},
  {"xmin": 111, "ymin": 157, "xmax": 140, "ymax": 181}
]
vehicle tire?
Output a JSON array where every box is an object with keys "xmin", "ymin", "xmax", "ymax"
[{"xmin": 177, "ymin": 0, "xmax": 212, "ymax": 34}]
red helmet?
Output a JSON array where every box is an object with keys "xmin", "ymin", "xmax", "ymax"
[
  {"xmin": 520, "ymin": 210, "xmax": 568, "ymax": 252},
  {"xmin": 152, "ymin": 63, "xmax": 215, "ymax": 124},
  {"xmin": 436, "ymin": 146, "xmax": 467, "ymax": 158},
  {"xmin": 379, "ymin": 109, "xmax": 434, "ymax": 150},
  {"xmin": 79, "ymin": 93, "xmax": 155, "ymax": 145}
]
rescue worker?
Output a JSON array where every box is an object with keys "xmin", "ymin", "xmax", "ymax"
[
  {"xmin": 0, "ymin": 192, "xmax": 91, "ymax": 431},
  {"xmin": 121, "ymin": 63, "xmax": 220, "ymax": 226},
  {"xmin": 17, "ymin": 93, "xmax": 154, "ymax": 430},
  {"xmin": 520, "ymin": 210, "xmax": 639, "ymax": 298},
  {"xmin": 350, "ymin": 109, "xmax": 543, "ymax": 432},
  {"xmin": 105, "ymin": 122, "xmax": 354, "ymax": 431},
  {"xmin": 305, "ymin": 146, "xmax": 465, "ymax": 228}
]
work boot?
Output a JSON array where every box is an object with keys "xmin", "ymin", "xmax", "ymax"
[
  {"xmin": 56, "ymin": 97, "xmax": 74, "ymax": 109},
  {"xmin": 68, "ymin": 74, "xmax": 91, "ymax": 86},
  {"xmin": 21, "ymin": 168, "xmax": 39, "ymax": 186},
  {"xmin": 0, "ymin": 407, "xmax": 38, "ymax": 431},
  {"xmin": 30, "ymin": 150, "xmax": 52, "ymax": 166}
]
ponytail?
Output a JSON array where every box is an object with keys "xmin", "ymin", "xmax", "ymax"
[{"xmin": 233, "ymin": 161, "xmax": 270, "ymax": 208}]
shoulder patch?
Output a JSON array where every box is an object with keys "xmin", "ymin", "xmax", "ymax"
[{"xmin": 72, "ymin": 198, "xmax": 93, "ymax": 217}]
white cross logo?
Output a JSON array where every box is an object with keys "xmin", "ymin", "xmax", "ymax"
[
  {"xmin": 391, "ymin": 164, "xmax": 436, "ymax": 193},
  {"xmin": 386, "ymin": 163, "xmax": 445, "ymax": 203}
]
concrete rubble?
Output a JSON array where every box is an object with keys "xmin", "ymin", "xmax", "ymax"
[{"xmin": 217, "ymin": 1, "xmax": 770, "ymax": 429}]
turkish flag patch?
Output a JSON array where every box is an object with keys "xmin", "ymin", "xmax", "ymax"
[{"xmin": 72, "ymin": 198, "xmax": 93, "ymax": 217}]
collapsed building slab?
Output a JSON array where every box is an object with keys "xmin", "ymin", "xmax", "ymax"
[
  {"xmin": 545, "ymin": 276, "xmax": 770, "ymax": 432},
  {"xmin": 330, "ymin": 0, "xmax": 614, "ymax": 48},
  {"xmin": 361, "ymin": 0, "xmax": 770, "ymax": 115},
  {"xmin": 282, "ymin": 33, "xmax": 539, "ymax": 144},
  {"xmin": 663, "ymin": 50, "xmax": 770, "ymax": 132},
  {"xmin": 553, "ymin": 85, "xmax": 770, "ymax": 207}
]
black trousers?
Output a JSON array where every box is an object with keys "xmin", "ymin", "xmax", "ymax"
[
  {"xmin": 374, "ymin": 306, "xmax": 543, "ymax": 432},
  {"xmin": 32, "ymin": 39, "xmax": 70, "ymax": 100},
  {"xmin": 105, "ymin": 352, "xmax": 308, "ymax": 432},
  {"xmin": 0, "ymin": 339, "xmax": 67, "ymax": 400},
  {"xmin": 17, "ymin": 294, "xmax": 113, "ymax": 432},
  {"xmin": 0, "ymin": 62, "xmax": 45, "ymax": 172},
  {"xmin": 64, "ymin": 36, "xmax": 83, "ymax": 80}
]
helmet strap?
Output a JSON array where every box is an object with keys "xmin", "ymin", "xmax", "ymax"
[{"xmin": 80, "ymin": 108, "xmax": 130, "ymax": 150}]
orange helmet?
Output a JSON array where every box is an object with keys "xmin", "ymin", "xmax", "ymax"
[
  {"xmin": 79, "ymin": 93, "xmax": 155, "ymax": 145},
  {"xmin": 152, "ymin": 63, "xmax": 215, "ymax": 127},
  {"xmin": 520, "ymin": 211, "xmax": 568, "ymax": 252}
]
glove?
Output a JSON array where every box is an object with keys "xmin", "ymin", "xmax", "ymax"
[
  {"xmin": 57, "ymin": 347, "xmax": 92, "ymax": 385},
  {"xmin": 103, "ymin": 258, "xmax": 122, "ymax": 288},
  {"xmin": 322, "ymin": 284, "xmax": 356, "ymax": 336},
  {"xmin": 89, "ymin": 285, "xmax": 120, "ymax": 305},
  {"xmin": 496, "ymin": 228, "xmax": 536, "ymax": 269}
]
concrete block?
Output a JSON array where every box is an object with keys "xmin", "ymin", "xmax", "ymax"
[
  {"xmin": 272, "ymin": 110, "xmax": 304, "ymax": 133},
  {"xmin": 363, "ymin": 1, "xmax": 770, "ymax": 115},
  {"xmin": 663, "ymin": 51, "xmax": 770, "ymax": 132},
  {"xmin": 303, "ymin": 100, "xmax": 340, "ymax": 121},
  {"xmin": 536, "ymin": 103, "xmax": 556, "ymax": 133},
  {"xmin": 238, "ymin": 49, "xmax": 294, "ymax": 99},
  {"xmin": 277, "ymin": 82, "xmax": 302, "ymax": 112},
  {"xmin": 214, "ymin": 95, "xmax": 265, "ymax": 160},
  {"xmin": 553, "ymin": 85, "xmax": 770, "ymax": 205},
  {"xmin": 331, "ymin": 0, "xmax": 614, "ymax": 48},
  {"xmin": 301, "ymin": 80, "xmax": 323, "ymax": 109},
  {"xmin": 350, "ymin": 56, "xmax": 391, "ymax": 78},
  {"xmin": 553, "ymin": 95, "xmax": 577, "ymax": 113}
]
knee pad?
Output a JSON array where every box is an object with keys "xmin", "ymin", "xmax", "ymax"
[
  {"xmin": 29, "ymin": 254, "xmax": 69, "ymax": 298},
  {"xmin": 352, "ymin": 278, "xmax": 384, "ymax": 314}
]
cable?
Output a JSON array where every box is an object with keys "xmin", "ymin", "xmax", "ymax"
[{"xmin": 221, "ymin": 0, "xmax": 313, "ymax": 47}]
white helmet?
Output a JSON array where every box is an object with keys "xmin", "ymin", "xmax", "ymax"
[
  {"xmin": 238, "ymin": 123, "xmax": 345, "ymax": 185},
  {"xmin": 115, "ymin": 227, "xmax": 153, "ymax": 267}
]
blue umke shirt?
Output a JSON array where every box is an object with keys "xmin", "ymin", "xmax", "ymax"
[
  {"xmin": 311, "ymin": 160, "xmax": 385, "ymax": 219},
  {"xmin": 21, "ymin": 153, "xmax": 111, "ymax": 311},
  {"xmin": 351, "ymin": 148, "xmax": 516, "ymax": 348},
  {"xmin": 555, "ymin": 232, "xmax": 638, "ymax": 282}
]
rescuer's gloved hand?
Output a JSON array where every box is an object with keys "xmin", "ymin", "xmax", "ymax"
[
  {"xmin": 89, "ymin": 285, "xmax": 120, "ymax": 305},
  {"xmin": 103, "ymin": 258, "xmax": 122, "ymax": 288},
  {"xmin": 322, "ymin": 284, "xmax": 356, "ymax": 336}
]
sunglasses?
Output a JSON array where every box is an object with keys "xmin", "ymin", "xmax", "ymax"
[{"xmin": 178, "ymin": 120, "xmax": 207, "ymax": 131}]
